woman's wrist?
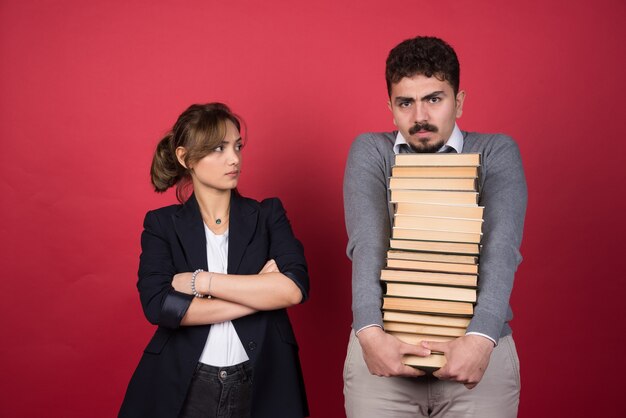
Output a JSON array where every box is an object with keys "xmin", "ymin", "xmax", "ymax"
[
  {"xmin": 198, "ymin": 271, "xmax": 214, "ymax": 298},
  {"xmin": 191, "ymin": 269, "xmax": 206, "ymax": 298}
]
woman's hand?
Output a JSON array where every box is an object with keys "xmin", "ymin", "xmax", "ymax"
[
  {"xmin": 172, "ymin": 272, "xmax": 194, "ymax": 295},
  {"xmin": 259, "ymin": 259, "xmax": 279, "ymax": 274}
]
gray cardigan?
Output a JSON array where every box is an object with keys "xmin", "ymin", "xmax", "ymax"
[{"xmin": 343, "ymin": 131, "xmax": 527, "ymax": 341}]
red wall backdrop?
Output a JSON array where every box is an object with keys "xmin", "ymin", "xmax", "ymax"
[{"xmin": 1, "ymin": 0, "xmax": 625, "ymax": 416}]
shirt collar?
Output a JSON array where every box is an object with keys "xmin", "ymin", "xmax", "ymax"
[{"xmin": 393, "ymin": 123, "xmax": 464, "ymax": 155}]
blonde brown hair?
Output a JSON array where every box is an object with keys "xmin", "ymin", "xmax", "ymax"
[{"xmin": 151, "ymin": 102, "xmax": 243, "ymax": 202}]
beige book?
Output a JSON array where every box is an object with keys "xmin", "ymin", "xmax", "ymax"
[
  {"xmin": 392, "ymin": 228, "xmax": 482, "ymax": 244},
  {"xmin": 386, "ymin": 258, "xmax": 479, "ymax": 275},
  {"xmin": 384, "ymin": 321, "xmax": 466, "ymax": 337},
  {"xmin": 394, "ymin": 153, "xmax": 480, "ymax": 167},
  {"xmin": 394, "ymin": 215, "xmax": 483, "ymax": 234},
  {"xmin": 389, "ymin": 331, "xmax": 456, "ymax": 345},
  {"xmin": 383, "ymin": 297, "xmax": 474, "ymax": 316},
  {"xmin": 394, "ymin": 202, "xmax": 484, "ymax": 219},
  {"xmin": 385, "ymin": 282, "xmax": 477, "ymax": 303},
  {"xmin": 403, "ymin": 354, "xmax": 446, "ymax": 369},
  {"xmin": 384, "ymin": 311, "xmax": 472, "ymax": 328},
  {"xmin": 391, "ymin": 166, "xmax": 479, "ymax": 178},
  {"xmin": 381, "ymin": 269, "xmax": 477, "ymax": 287},
  {"xmin": 387, "ymin": 250, "xmax": 478, "ymax": 265},
  {"xmin": 391, "ymin": 190, "xmax": 479, "ymax": 205},
  {"xmin": 389, "ymin": 239, "xmax": 480, "ymax": 255},
  {"xmin": 389, "ymin": 177, "xmax": 478, "ymax": 191}
]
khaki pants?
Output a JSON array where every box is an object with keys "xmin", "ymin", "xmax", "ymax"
[{"xmin": 343, "ymin": 330, "xmax": 520, "ymax": 418}]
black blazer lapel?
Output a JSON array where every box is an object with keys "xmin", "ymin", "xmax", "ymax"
[
  {"xmin": 226, "ymin": 193, "xmax": 265, "ymax": 363},
  {"xmin": 228, "ymin": 192, "xmax": 258, "ymax": 274},
  {"xmin": 173, "ymin": 194, "xmax": 208, "ymax": 271}
]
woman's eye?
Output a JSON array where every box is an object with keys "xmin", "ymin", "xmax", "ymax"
[{"xmin": 214, "ymin": 146, "xmax": 223, "ymax": 152}]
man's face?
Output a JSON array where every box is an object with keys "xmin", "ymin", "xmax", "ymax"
[{"xmin": 388, "ymin": 74, "xmax": 465, "ymax": 152}]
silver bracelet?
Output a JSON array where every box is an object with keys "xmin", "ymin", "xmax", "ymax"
[
  {"xmin": 206, "ymin": 272, "xmax": 213, "ymax": 299},
  {"xmin": 191, "ymin": 269, "xmax": 206, "ymax": 298}
]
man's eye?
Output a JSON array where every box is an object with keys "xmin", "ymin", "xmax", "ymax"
[
  {"xmin": 399, "ymin": 102, "xmax": 411, "ymax": 108},
  {"xmin": 429, "ymin": 97, "xmax": 441, "ymax": 104}
]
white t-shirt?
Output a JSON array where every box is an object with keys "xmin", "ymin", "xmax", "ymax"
[{"xmin": 197, "ymin": 224, "xmax": 249, "ymax": 366}]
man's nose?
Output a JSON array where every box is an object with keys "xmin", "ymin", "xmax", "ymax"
[{"xmin": 413, "ymin": 102, "xmax": 428, "ymax": 123}]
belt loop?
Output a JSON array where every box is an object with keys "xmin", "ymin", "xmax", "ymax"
[
  {"xmin": 240, "ymin": 363, "xmax": 248, "ymax": 381},
  {"xmin": 242, "ymin": 361, "xmax": 252, "ymax": 382}
]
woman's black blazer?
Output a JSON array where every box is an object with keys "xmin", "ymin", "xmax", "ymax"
[{"xmin": 119, "ymin": 192, "xmax": 310, "ymax": 418}]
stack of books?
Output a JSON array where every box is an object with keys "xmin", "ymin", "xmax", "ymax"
[{"xmin": 382, "ymin": 153, "xmax": 483, "ymax": 370}]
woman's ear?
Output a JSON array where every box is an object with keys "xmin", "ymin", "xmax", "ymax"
[{"xmin": 175, "ymin": 147, "xmax": 188, "ymax": 169}]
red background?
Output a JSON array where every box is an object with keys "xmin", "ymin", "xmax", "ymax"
[{"xmin": 2, "ymin": 0, "xmax": 625, "ymax": 417}]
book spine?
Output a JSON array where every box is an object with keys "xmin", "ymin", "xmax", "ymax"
[{"xmin": 383, "ymin": 297, "xmax": 474, "ymax": 316}]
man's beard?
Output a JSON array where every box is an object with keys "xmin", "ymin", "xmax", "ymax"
[
  {"xmin": 408, "ymin": 137, "xmax": 445, "ymax": 153},
  {"xmin": 407, "ymin": 122, "xmax": 443, "ymax": 153}
]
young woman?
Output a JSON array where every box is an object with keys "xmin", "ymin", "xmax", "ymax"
[{"xmin": 119, "ymin": 103, "xmax": 309, "ymax": 418}]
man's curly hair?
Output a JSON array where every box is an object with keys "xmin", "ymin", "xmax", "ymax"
[{"xmin": 385, "ymin": 36, "xmax": 460, "ymax": 96}]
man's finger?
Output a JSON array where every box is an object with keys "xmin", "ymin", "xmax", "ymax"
[
  {"xmin": 421, "ymin": 340, "xmax": 449, "ymax": 354},
  {"xmin": 433, "ymin": 365, "xmax": 450, "ymax": 380},
  {"xmin": 399, "ymin": 364, "xmax": 425, "ymax": 377},
  {"xmin": 401, "ymin": 342, "xmax": 430, "ymax": 357}
]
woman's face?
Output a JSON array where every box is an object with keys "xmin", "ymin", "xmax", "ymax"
[{"xmin": 187, "ymin": 120, "xmax": 243, "ymax": 193}]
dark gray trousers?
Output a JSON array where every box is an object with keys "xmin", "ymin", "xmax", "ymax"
[{"xmin": 179, "ymin": 361, "xmax": 253, "ymax": 418}]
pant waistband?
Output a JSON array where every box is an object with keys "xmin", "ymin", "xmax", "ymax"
[{"xmin": 195, "ymin": 360, "xmax": 252, "ymax": 382}]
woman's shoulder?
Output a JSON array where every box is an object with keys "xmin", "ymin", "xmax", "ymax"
[
  {"xmin": 236, "ymin": 193, "xmax": 283, "ymax": 210},
  {"xmin": 146, "ymin": 203, "xmax": 183, "ymax": 216},
  {"xmin": 259, "ymin": 196, "xmax": 283, "ymax": 209},
  {"xmin": 141, "ymin": 203, "xmax": 184, "ymax": 227},
  {"xmin": 235, "ymin": 195, "xmax": 289, "ymax": 221}
]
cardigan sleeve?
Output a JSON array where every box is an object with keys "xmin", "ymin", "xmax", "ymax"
[
  {"xmin": 468, "ymin": 136, "xmax": 528, "ymax": 340},
  {"xmin": 263, "ymin": 198, "xmax": 310, "ymax": 302},
  {"xmin": 343, "ymin": 134, "xmax": 390, "ymax": 331},
  {"xmin": 137, "ymin": 210, "xmax": 194, "ymax": 329}
]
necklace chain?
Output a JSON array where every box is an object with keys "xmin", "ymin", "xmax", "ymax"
[{"xmin": 202, "ymin": 210, "xmax": 229, "ymax": 226}]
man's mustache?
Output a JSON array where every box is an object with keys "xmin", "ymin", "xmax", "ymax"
[{"xmin": 409, "ymin": 122, "xmax": 438, "ymax": 135}]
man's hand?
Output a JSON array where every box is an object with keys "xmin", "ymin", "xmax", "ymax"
[
  {"xmin": 357, "ymin": 327, "xmax": 431, "ymax": 377},
  {"xmin": 422, "ymin": 334, "xmax": 494, "ymax": 389}
]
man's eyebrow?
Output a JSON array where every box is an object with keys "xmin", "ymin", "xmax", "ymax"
[
  {"xmin": 394, "ymin": 96, "xmax": 415, "ymax": 104},
  {"xmin": 421, "ymin": 91, "xmax": 445, "ymax": 101}
]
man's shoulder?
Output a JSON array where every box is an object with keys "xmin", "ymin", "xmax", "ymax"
[
  {"xmin": 354, "ymin": 131, "xmax": 396, "ymax": 143},
  {"xmin": 349, "ymin": 131, "xmax": 396, "ymax": 155},
  {"xmin": 462, "ymin": 131, "xmax": 522, "ymax": 165},
  {"xmin": 462, "ymin": 131, "xmax": 519, "ymax": 152}
]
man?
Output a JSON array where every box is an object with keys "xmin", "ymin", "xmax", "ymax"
[{"xmin": 343, "ymin": 36, "xmax": 527, "ymax": 417}]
